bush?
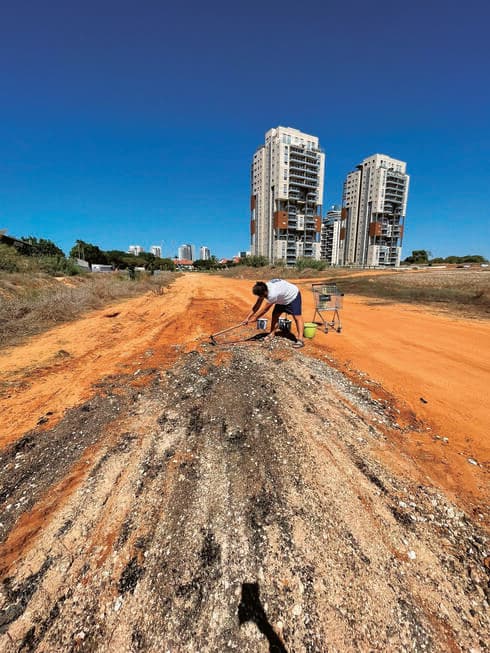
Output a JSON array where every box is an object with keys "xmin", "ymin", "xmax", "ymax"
[
  {"xmin": 37, "ymin": 256, "xmax": 82, "ymax": 276},
  {"xmin": 240, "ymin": 255, "xmax": 269, "ymax": 267},
  {"xmin": 295, "ymin": 257, "xmax": 326, "ymax": 271},
  {"xmin": 0, "ymin": 244, "xmax": 25, "ymax": 272}
]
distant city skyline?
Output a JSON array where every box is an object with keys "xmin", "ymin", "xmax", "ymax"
[{"xmin": 0, "ymin": 2, "xmax": 488, "ymax": 260}]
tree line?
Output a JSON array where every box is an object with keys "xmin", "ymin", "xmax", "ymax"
[{"xmin": 402, "ymin": 250, "xmax": 488, "ymax": 265}]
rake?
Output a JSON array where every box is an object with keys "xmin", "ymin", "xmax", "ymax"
[{"xmin": 209, "ymin": 321, "xmax": 247, "ymax": 345}]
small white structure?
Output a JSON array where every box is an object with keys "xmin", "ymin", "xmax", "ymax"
[{"xmin": 91, "ymin": 264, "xmax": 113, "ymax": 273}]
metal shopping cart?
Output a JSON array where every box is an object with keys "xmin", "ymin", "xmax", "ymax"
[{"xmin": 311, "ymin": 283, "xmax": 344, "ymax": 333}]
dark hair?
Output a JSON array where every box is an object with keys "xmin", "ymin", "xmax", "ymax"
[{"xmin": 253, "ymin": 282, "xmax": 268, "ymax": 297}]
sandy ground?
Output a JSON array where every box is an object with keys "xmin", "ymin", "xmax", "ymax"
[
  {"xmin": 1, "ymin": 274, "xmax": 488, "ymax": 512},
  {"xmin": 0, "ymin": 273, "xmax": 488, "ymax": 651}
]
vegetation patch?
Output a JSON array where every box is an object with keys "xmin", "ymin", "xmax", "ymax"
[
  {"xmin": 322, "ymin": 270, "xmax": 490, "ymax": 316},
  {"xmin": 0, "ymin": 272, "xmax": 176, "ymax": 349}
]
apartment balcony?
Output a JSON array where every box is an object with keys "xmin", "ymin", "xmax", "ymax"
[
  {"xmin": 385, "ymin": 189, "xmax": 404, "ymax": 197},
  {"xmin": 386, "ymin": 184, "xmax": 405, "ymax": 191}
]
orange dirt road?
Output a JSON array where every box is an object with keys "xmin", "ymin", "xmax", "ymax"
[{"xmin": 1, "ymin": 273, "xmax": 489, "ymax": 515}]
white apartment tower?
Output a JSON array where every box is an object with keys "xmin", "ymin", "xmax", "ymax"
[
  {"xmin": 150, "ymin": 245, "xmax": 161, "ymax": 258},
  {"xmin": 320, "ymin": 205, "xmax": 342, "ymax": 265},
  {"xmin": 178, "ymin": 244, "xmax": 194, "ymax": 261},
  {"xmin": 250, "ymin": 126, "xmax": 325, "ymax": 265},
  {"xmin": 128, "ymin": 245, "xmax": 144, "ymax": 256},
  {"xmin": 199, "ymin": 246, "xmax": 211, "ymax": 260},
  {"xmin": 340, "ymin": 154, "xmax": 409, "ymax": 267}
]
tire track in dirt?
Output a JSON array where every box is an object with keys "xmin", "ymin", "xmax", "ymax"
[{"xmin": 0, "ymin": 344, "xmax": 488, "ymax": 652}]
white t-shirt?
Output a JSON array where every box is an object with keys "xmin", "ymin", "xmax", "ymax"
[{"xmin": 266, "ymin": 279, "xmax": 298, "ymax": 305}]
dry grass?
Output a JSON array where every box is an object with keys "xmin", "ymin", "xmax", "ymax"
[
  {"xmin": 218, "ymin": 267, "xmax": 490, "ymax": 318},
  {"xmin": 317, "ymin": 269, "xmax": 490, "ymax": 317},
  {"xmin": 0, "ymin": 272, "xmax": 178, "ymax": 349}
]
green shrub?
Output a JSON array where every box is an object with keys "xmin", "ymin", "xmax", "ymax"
[
  {"xmin": 295, "ymin": 257, "xmax": 326, "ymax": 271},
  {"xmin": 0, "ymin": 244, "xmax": 27, "ymax": 272},
  {"xmin": 240, "ymin": 255, "xmax": 269, "ymax": 267},
  {"xmin": 37, "ymin": 256, "xmax": 82, "ymax": 276}
]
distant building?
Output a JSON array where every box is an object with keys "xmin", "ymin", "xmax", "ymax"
[
  {"xmin": 178, "ymin": 244, "xmax": 194, "ymax": 261},
  {"xmin": 199, "ymin": 246, "xmax": 211, "ymax": 260},
  {"xmin": 320, "ymin": 205, "xmax": 342, "ymax": 265},
  {"xmin": 174, "ymin": 258, "xmax": 194, "ymax": 270},
  {"xmin": 91, "ymin": 264, "xmax": 113, "ymax": 273},
  {"xmin": 150, "ymin": 245, "xmax": 162, "ymax": 258},
  {"xmin": 340, "ymin": 154, "xmax": 409, "ymax": 267},
  {"xmin": 128, "ymin": 245, "xmax": 144, "ymax": 256},
  {"xmin": 250, "ymin": 126, "xmax": 325, "ymax": 265}
]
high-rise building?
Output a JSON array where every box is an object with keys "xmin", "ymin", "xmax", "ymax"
[
  {"xmin": 320, "ymin": 205, "xmax": 342, "ymax": 265},
  {"xmin": 150, "ymin": 245, "xmax": 162, "ymax": 258},
  {"xmin": 178, "ymin": 244, "xmax": 194, "ymax": 261},
  {"xmin": 128, "ymin": 245, "xmax": 144, "ymax": 256},
  {"xmin": 250, "ymin": 126, "xmax": 325, "ymax": 265},
  {"xmin": 199, "ymin": 246, "xmax": 211, "ymax": 260},
  {"xmin": 340, "ymin": 154, "xmax": 409, "ymax": 267}
]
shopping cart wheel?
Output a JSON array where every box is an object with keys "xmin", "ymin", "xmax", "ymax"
[{"xmin": 337, "ymin": 327, "xmax": 342, "ymax": 333}]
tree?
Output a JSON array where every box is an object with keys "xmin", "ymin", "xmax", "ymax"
[
  {"xmin": 156, "ymin": 258, "xmax": 175, "ymax": 271},
  {"xmin": 462, "ymin": 255, "xmax": 486, "ymax": 263},
  {"xmin": 21, "ymin": 236, "xmax": 65, "ymax": 257},
  {"xmin": 105, "ymin": 250, "xmax": 135, "ymax": 269},
  {"xmin": 69, "ymin": 240, "xmax": 108, "ymax": 265},
  {"xmin": 403, "ymin": 250, "xmax": 430, "ymax": 265}
]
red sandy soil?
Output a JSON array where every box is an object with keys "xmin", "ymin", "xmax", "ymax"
[{"xmin": 1, "ymin": 273, "xmax": 488, "ymax": 515}]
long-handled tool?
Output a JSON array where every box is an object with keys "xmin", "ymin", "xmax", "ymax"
[{"xmin": 210, "ymin": 321, "xmax": 247, "ymax": 345}]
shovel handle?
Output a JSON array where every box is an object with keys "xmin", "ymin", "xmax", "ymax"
[{"xmin": 211, "ymin": 321, "xmax": 247, "ymax": 338}]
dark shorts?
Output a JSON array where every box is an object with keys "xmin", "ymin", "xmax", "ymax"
[{"xmin": 272, "ymin": 291, "xmax": 302, "ymax": 317}]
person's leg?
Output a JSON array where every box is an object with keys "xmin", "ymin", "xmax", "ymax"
[
  {"xmin": 293, "ymin": 313, "xmax": 304, "ymax": 342},
  {"xmin": 267, "ymin": 305, "xmax": 281, "ymax": 338},
  {"xmin": 288, "ymin": 292, "xmax": 304, "ymax": 344}
]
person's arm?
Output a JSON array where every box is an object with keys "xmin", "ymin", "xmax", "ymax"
[
  {"xmin": 244, "ymin": 296, "xmax": 265, "ymax": 323},
  {"xmin": 254, "ymin": 302, "xmax": 274, "ymax": 319}
]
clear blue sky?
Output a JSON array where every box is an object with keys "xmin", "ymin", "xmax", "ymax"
[{"xmin": 1, "ymin": 0, "xmax": 489, "ymax": 259}]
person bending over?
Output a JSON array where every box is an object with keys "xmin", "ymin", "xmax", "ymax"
[{"xmin": 245, "ymin": 279, "xmax": 304, "ymax": 348}]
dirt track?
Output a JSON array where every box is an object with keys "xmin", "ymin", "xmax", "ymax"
[{"xmin": 0, "ymin": 274, "xmax": 489, "ymax": 652}]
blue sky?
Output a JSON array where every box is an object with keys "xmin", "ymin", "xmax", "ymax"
[{"xmin": 0, "ymin": 0, "xmax": 489, "ymax": 259}]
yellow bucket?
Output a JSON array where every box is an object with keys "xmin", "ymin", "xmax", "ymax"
[{"xmin": 303, "ymin": 322, "xmax": 317, "ymax": 339}]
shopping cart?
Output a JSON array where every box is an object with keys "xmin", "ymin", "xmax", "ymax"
[{"xmin": 311, "ymin": 283, "xmax": 344, "ymax": 333}]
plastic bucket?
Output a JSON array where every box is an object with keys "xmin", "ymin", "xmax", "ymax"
[
  {"xmin": 278, "ymin": 317, "xmax": 292, "ymax": 332},
  {"xmin": 257, "ymin": 318, "xmax": 268, "ymax": 330},
  {"xmin": 303, "ymin": 322, "xmax": 317, "ymax": 339}
]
